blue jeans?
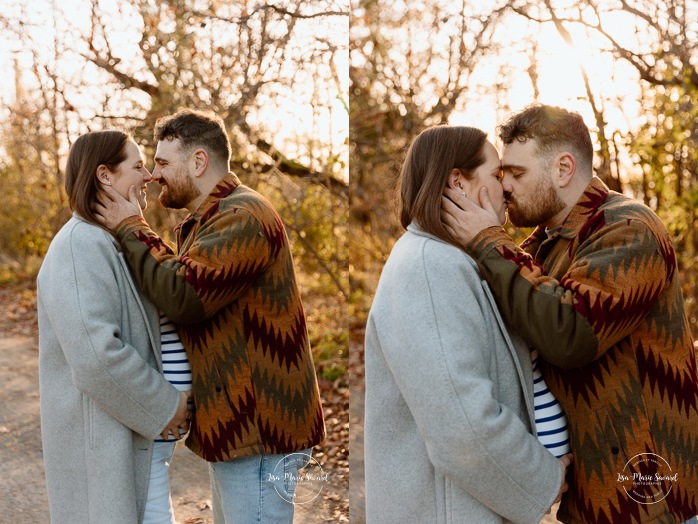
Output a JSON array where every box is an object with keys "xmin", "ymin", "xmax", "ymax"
[
  {"xmin": 681, "ymin": 518, "xmax": 697, "ymax": 524},
  {"xmin": 143, "ymin": 440, "xmax": 177, "ymax": 524},
  {"xmin": 208, "ymin": 448, "xmax": 313, "ymax": 524}
]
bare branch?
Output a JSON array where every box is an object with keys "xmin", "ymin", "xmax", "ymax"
[
  {"xmin": 255, "ymin": 139, "xmax": 349, "ymax": 193},
  {"xmin": 82, "ymin": 54, "xmax": 160, "ymax": 97},
  {"xmin": 190, "ymin": 2, "xmax": 347, "ymax": 26},
  {"xmin": 515, "ymin": 0, "xmax": 698, "ymax": 89},
  {"xmin": 261, "ymin": 3, "xmax": 348, "ymax": 19}
]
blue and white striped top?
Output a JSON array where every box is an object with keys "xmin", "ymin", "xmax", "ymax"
[
  {"xmin": 155, "ymin": 313, "xmax": 193, "ymax": 442},
  {"xmin": 531, "ymin": 349, "xmax": 570, "ymax": 458}
]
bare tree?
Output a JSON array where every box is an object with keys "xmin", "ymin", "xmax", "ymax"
[
  {"xmin": 350, "ymin": 0, "xmax": 509, "ymax": 267},
  {"xmin": 509, "ymin": 1, "xmax": 622, "ymax": 190},
  {"xmin": 79, "ymin": 0, "xmax": 348, "ymax": 191},
  {"xmin": 0, "ymin": 0, "xmax": 349, "ymax": 296}
]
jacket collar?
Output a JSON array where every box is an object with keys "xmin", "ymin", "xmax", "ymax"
[
  {"xmin": 174, "ymin": 173, "xmax": 241, "ymax": 234},
  {"xmin": 534, "ymin": 176, "xmax": 609, "ymax": 241}
]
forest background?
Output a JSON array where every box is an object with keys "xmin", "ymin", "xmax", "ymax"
[
  {"xmin": 0, "ymin": 0, "xmax": 349, "ymax": 521},
  {"xmin": 350, "ymin": 0, "xmax": 698, "ymax": 521}
]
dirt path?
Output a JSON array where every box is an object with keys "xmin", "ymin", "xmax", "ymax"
[
  {"xmin": 348, "ymin": 385, "xmax": 365, "ymax": 524},
  {"xmin": 0, "ymin": 334, "xmax": 331, "ymax": 523}
]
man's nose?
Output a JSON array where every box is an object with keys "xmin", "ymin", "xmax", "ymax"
[
  {"xmin": 151, "ymin": 165, "xmax": 162, "ymax": 180},
  {"xmin": 501, "ymin": 175, "xmax": 513, "ymax": 194}
]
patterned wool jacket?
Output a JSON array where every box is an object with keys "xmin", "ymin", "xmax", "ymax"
[
  {"xmin": 467, "ymin": 177, "xmax": 698, "ymax": 524},
  {"xmin": 116, "ymin": 173, "xmax": 325, "ymax": 462}
]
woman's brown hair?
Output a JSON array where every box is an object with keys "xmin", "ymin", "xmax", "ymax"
[
  {"xmin": 398, "ymin": 125, "xmax": 488, "ymax": 246},
  {"xmin": 65, "ymin": 130, "xmax": 130, "ymax": 227}
]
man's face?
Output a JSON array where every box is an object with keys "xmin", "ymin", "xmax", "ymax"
[
  {"xmin": 152, "ymin": 138, "xmax": 201, "ymax": 210},
  {"xmin": 500, "ymin": 139, "xmax": 565, "ymax": 228}
]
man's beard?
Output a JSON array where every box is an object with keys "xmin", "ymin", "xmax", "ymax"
[
  {"xmin": 506, "ymin": 174, "xmax": 565, "ymax": 228},
  {"xmin": 159, "ymin": 167, "xmax": 201, "ymax": 209}
]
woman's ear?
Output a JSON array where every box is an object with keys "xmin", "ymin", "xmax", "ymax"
[
  {"xmin": 447, "ymin": 168, "xmax": 464, "ymax": 190},
  {"xmin": 96, "ymin": 165, "xmax": 112, "ymax": 186}
]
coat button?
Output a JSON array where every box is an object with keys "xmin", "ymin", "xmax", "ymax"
[{"xmin": 611, "ymin": 447, "xmax": 619, "ymax": 455}]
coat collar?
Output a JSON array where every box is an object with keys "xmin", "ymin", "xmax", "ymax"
[
  {"xmin": 72, "ymin": 212, "xmax": 121, "ymax": 250},
  {"xmin": 406, "ymin": 222, "xmax": 455, "ymax": 246}
]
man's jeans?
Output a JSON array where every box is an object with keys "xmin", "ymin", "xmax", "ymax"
[
  {"xmin": 209, "ymin": 448, "xmax": 313, "ymax": 523},
  {"xmin": 681, "ymin": 517, "xmax": 697, "ymax": 524}
]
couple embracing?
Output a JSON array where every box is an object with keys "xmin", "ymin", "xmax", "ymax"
[
  {"xmin": 38, "ymin": 109, "xmax": 325, "ymax": 523},
  {"xmin": 364, "ymin": 104, "xmax": 698, "ymax": 524}
]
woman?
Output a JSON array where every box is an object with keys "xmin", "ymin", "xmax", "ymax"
[
  {"xmin": 37, "ymin": 130, "xmax": 190, "ymax": 523},
  {"xmin": 364, "ymin": 126, "xmax": 569, "ymax": 523}
]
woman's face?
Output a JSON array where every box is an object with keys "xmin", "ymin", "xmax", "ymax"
[
  {"xmin": 109, "ymin": 140, "xmax": 153, "ymax": 210},
  {"xmin": 459, "ymin": 141, "xmax": 507, "ymax": 224}
]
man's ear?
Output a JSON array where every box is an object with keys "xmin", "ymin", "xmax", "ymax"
[
  {"xmin": 96, "ymin": 165, "xmax": 112, "ymax": 185},
  {"xmin": 192, "ymin": 149, "xmax": 209, "ymax": 177},
  {"xmin": 556, "ymin": 152, "xmax": 576, "ymax": 188},
  {"xmin": 448, "ymin": 168, "xmax": 464, "ymax": 190}
]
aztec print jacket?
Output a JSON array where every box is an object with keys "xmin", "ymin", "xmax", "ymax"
[
  {"xmin": 467, "ymin": 177, "xmax": 698, "ymax": 524},
  {"xmin": 115, "ymin": 173, "xmax": 325, "ymax": 462}
]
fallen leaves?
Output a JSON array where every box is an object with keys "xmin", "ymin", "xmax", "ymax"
[{"xmin": 0, "ymin": 283, "xmax": 38, "ymax": 339}]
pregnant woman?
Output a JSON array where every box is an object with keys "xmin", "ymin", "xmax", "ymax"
[
  {"xmin": 364, "ymin": 125, "xmax": 571, "ymax": 524},
  {"xmin": 38, "ymin": 130, "xmax": 190, "ymax": 523}
]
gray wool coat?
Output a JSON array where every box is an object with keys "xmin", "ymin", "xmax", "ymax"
[
  {"xmin": 37, "ymin": 215, "xmax": 181, "ymax": 524},
  {"xmin": 364, "ymin": 225, "xmax": 563, "ymax": 524}
]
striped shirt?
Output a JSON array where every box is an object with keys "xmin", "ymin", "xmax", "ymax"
[
  {"xmin": 155, "ymin": 313, "xmax": 193, "ymax": 442},
  {"xmin": 531, "ymin": 349, "xmax": 570, "ymax": 458}
]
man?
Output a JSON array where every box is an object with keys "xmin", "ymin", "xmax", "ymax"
[
  {"xmin": 441, "ymin": 104, "xmax": 698, "ymax": 524},
  {"xmin": 96, "ymin": 109, "xmax": 325, "ymax": 522}
]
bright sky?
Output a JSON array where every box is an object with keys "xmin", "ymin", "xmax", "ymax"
[
  {"xmin": 347, "ymin": 1, "xmax": 657, "ymax": 188},
  {"xmin": 448, "ymin": 8, "xmax": 644, "ymax": 161},
  {"xmin": 2, "ymin": 1, "xmax": 677, "ymax": 188},
  {"xmin": 0, "ymin": 0, "xmax": 348, "ymax": 178}
]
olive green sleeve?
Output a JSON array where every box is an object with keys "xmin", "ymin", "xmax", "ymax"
[
  {"xmin": 115, "ymin": 216, "xmax": 207, "ymax": 323},
  {"xmin": 469, "ymin": 227, "xmax": 597, "ymax": 368},
  {"xmin": 466, "ymin": 218, "xmax": 670, "ymax": 369}
]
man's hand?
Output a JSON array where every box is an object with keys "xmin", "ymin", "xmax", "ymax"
[
  {"xmin": 441, "ymin": 186, "xmax": 501, "ymax": 248},
  {"xmin": 94, "ymin": 184, "xmax": 142, "ymax": 231},
  {"xmin": 547, "ymin": 453, "xmax": 573, "ymax": 514},
  {"xmin": 160, "ymin": 390, "xmax": 192, "ymax": 440}
]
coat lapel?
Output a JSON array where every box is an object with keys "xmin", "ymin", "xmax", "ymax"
[
  {"xmin": 479, "ymin": 281, "xmax": 536, "ymax": 428},
  {"xmin": 116, "ymin": 252, "xmax": 162, "ymax": 371}
]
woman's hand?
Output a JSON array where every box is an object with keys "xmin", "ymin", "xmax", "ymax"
[
  {"xmin": 160, "ymin": 391, "xmax": 192, "ymax": 440},
  {"xmin": 547, "ymin": 453, "xmax": 573, "ymax": 514}
]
